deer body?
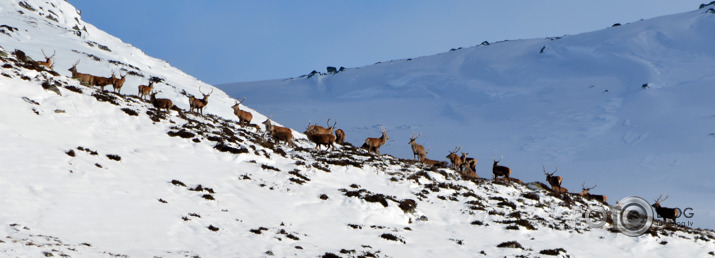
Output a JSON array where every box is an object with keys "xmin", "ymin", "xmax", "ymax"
[
  {"xmin": 112, "ymin": 72, "xmax": 127, "ymax": 93},
  {"xmin": 68, "ymin": 61, "xmax": 95, "ymax": 86},
  {"xmin": 460, "ymin": 152, "xmax": 477, "ymax": 173},
  {"xmin": 543, "ymin": 166, "xmax": 563, "ymax": 190},
  {"xmin": 653, "ymin": 195, "xmax": 678, "ymax": 223},
  {"xmin": 231, "ymin": 98, "xmax": 253, "ymax": 126},
  {"xmin": 306, "ymin": 119, "xmax": 336, "ymax": 136},
  {"xmin": 408, "ymin": 133, "xmax": 426, "ymax": 161},
  {"xmin": 150, "ymin": 91, "xmax": 173, "ymax": 113},
  {"xmin": 93, "ymin": 72, "xmax": 116, "ymax": 92},
  {"xmin": 307, "ymin": 133, "xmax": 336, "ymax": 151},
  {"xmin": 492, "ymin": 159, "xmax": 511, "ymax": 180},
  {"xmin": 335, "ymin": 129, "xmax": 346, "ymax": 144},
  {"xmin": 363, "ymin": 127, "xmax": 389, "ymax": 154},
  {"xmin": 138, "ymin": 82, "xmax": 154, "ymax": 100},
  {"xmin": 263, "ymin": 118, "xmax": 295, "ymax": 147},
  {"xmin": 579, "ymin": 183, "xmax": 607, "ymax": 203},
  {"xmin": 189, "ymin": 86, "xmax": 213, "ymax": 114},
  {"xmin": 446, "ymin": 146, "xmax": 462, "ymax": 171}
]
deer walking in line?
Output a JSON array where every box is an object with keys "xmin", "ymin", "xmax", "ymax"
[
  {"xmin": 137, "ymin": 81, "xmax": 154, "ymax": 101},
  {"xmin": 492, "ymin": 156, "xmax": 511, "ymax": 180},
  {"xmin": 543, "ymin": 165, "xmax": 563, "ymax": 191},
  {"xmin": 306, "ymin": 119, "xmax": 337, "ymax": 136},
  {"xmin": 408, "ymin": 133, "xmax": 426, "ymax": 161},
  {"xmin": 112, "ymin": 72, "xmax": 128, "ymax": 94},
  {"xmin": 262, "ymin": 116, "xmax": 295, "ymax": 147},
  {"xmin": 150, "ymin": 91, "xmax": 173, "ymax": 113},
  {"xmin": 189, "ymin": 86, "xmax": 213, "ymax": 114},
  {"xmin": 652, "ymin": 194, "xmax": 679, "ymax": 223},
  {"xmin": 363, "ymin": 127, "xmax": 389, "ymax": 154},
  {"xmin": 446, "ymin": 146, "xmax": 463, "ymax": 171},
  {"xmin": 68, "ymin": 60, "xmax": 94, "ymax": 86},
  {"xmin": 231, "ymin": 97, "xmax": 253, "ymax": 127}
]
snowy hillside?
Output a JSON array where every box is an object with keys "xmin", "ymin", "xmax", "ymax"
[
  {"xmin": 1, "ymin": 0, "xmax": 715, "ymax": 257},
  {"xmin": 221, "ymin": 3, "xmax": 715, "ymax": 230}
]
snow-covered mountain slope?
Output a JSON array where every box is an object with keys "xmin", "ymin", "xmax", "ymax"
[
  {"xmin": 1, "ymin": 0, "xmax": 715, "ymax": 257},
  {"xmin": 220, "ymin": 4, "xmax": 715, "ymax": 230}
]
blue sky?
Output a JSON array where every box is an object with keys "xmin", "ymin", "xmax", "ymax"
[{"xmin": 67, "ymin": 0, "xmax": 706, "ymax": 85}]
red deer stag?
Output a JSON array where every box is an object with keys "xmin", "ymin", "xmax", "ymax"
[
  {"xmin": 188, "ymin": 86, "xmax": 213, "ymax": 114},
  {"xmin": 446, "ymin": 146, "xmax": 463, "ymax": 171},
  {"xmin": 68, "ymin": 60, "xmax": 94, "ymax": 86},
  {"xmin": 460, "ymin": 152, "xmax": 477, "ymax": 174},
  {"xmin": 150, "ymin": 91, "xmax": 173, "ymax": 113},
  {"xmin": 137, "ymin": 81, "xmax": 154, "ymax": 100},
  {"xmin": 262, "ymin": 117, "xmax": 295, "ymax": 147},
  {"xmin": 335, "ymin": 129, "xmax": 346, "ymax": 145},
  {"xmin": 543, "ymin": 165, "xmax": 563, "ymax": 191},
  {"xmin": 579, "ymin": 183, "xmax": 607, "ymax": 203},
  {"xmin": 408, "ymin": 133, "xmax": 426, "ymax": 161},
  {"xmin": 652, "ymin": 194, "xmax": 679, "ymax": 223},
  {"xmin": 231, "ymin": 97, "xmax": 253, "ymax": 127},
  {"xmin": 306, "ymin": 119, "xmax": 337, "ymax": 136},
  {"xmin": 38, "ymin": 49, "xmax": 55, "ymax": 69},
  {"xmin": 492, "ymin": 157, "xmax": 512, "ymax": 180},
  {"xmin": 362, "ymin": 127, "xmax": 389, "ymax": 154},
  {"xmin": 305, "ymin": 129, "xmax": 336, "ymax": 151},
  {"xmin": 111, "ymin": 71, "xmax": 128, "ymax": 94}
]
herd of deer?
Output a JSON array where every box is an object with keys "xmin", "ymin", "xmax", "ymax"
[{"xmin": 46, "ymin": 50, "xmax": 682, "ymax": 225}]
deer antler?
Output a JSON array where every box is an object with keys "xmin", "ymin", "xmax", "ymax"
[
  {"xmin": 655, "ymin": 194, "xmax": 669, "ymax": 203},
  {"xmin": 450, "ymin": 146, "xmax": 462, "ymax": 154},
  {"xmin": 543, "ymin": 165, "xmax": 558, "ymax": 176}
]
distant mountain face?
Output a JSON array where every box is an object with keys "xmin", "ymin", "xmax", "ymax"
[{"xmin": 220, "ymin": 5, "xmax": 715, "ymax": 229}]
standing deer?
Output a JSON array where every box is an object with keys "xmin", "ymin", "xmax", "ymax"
[
  {"xmin": 231, "ymin": 97, "xmax": 253, "ymax": 127},
  {"xmin": 262, "ymin": 117, "xmax": 295, "ymax": 147},
  {"xmin": 335, "ymin": 129, "xmax": 346, "ymax": 145},
  {"xmin": 446, "ymin": 146, "xmax": 463, "ymax": 171},
  {"xmin": 150, "ymin": 91, "xmax": 173, "ymax": 113},
  {"xmin": 408, "ymin": 133, "xmax": 426, "ymax": 161},
  {"xmin": 460, "ymin": 152, "xmax": 477, "ymax": 174},
  {"xmin": 579, "ymin": 183, "xmax": 607, "ymax": 203},
  {"xmin": 305, "ymin": 128, "xmax": 336, "ymax": 151},
  {"xmin": 112, "ymin": 72, "xmax": 127, "ymax": 94},
  {"xmin": 652, "ymin": 194, "xmax": 679, "ymax": 223},
  {"xmin": 492, "ymin": 157, "xmax": 511, "ymax": 180},
  {"xmin": 38, "ymin": 49, "xmax": 55, "ymax": 69},
  {"xmin": 93, "ymin": 71, "xmax": 116, "ymax": 92},
  {"xmin": 188, "ymin": 86, "xmax": 213, "ymax": 114},
  {"xmin": 68, "ymin": 60, "xmax": 94, "ymax": 86},
  {"xmin": 543, "ymin": 166, "xmax": 563, "ymax": 190},
  {"xmin": 137, "ymin": 81, "xmax": 154, "ymax": 100},
  {"xmin": 306, "ymin": 119, "xmax": 337, "ymax": 136},
  {"xmin": 362, "ymin": 127, "xmax": 389, "ymax": 154}
]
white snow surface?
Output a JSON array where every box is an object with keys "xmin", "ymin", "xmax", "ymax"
[{"xmin": 0, "ymin": 0, "xmax": 713, "ymax": 257}]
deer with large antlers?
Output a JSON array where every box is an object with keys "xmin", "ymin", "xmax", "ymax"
[
  {"xmin": 262, "ymin": 116, "xmax": 295, "ymax": 147},
  {"xmin": 150, "ymin": 91, "xmax": 173, "ymax": 113},
  {"xmin": 231, "ymin": 97, "xmax": 253, "ymax": 127},
  {"xmin": 492, "ymin": 157, "xmax": 512, "ymax": 180},
  {"xmin": 111, "ymin": 71, "xmax": 128, "ymax": 94},
  {"xmin": 543, "ymin": 165, "xmax": 563, "ymax": 191},
  {"xmin": 68, "ymin": 60, "xmax": 95, "ymax": 86},
  {"xmin": 38, "ymin": 49, "xmax": 55, "ymax": 70},
  {"xmin": 137, "ymin": 81, "xmax": 154, "ymax": 101},
  {"xmin": 408, "ymin": 133, "xmax": 426, "ymax": 161},
  {"xmin": 446, "ymin": 146, "xmax": 463, "ymax": 171},
  {"xmin": 362, "ymin": 127, "xmax": 389, "ymax": 154},
  {"xmin": 653, "ymin": 194, "xmax": 679, "ymax": 223},
  {"xmin": 579, "ymin": 183, "xmax": 607, "ymax": 203},
  {"xmin": 188, "ymin": 86, "xmax": 213, "ymax": 114},
  {"xmin": 306, "ymin": 119, "xmax": 337, "ymax": 136}
]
